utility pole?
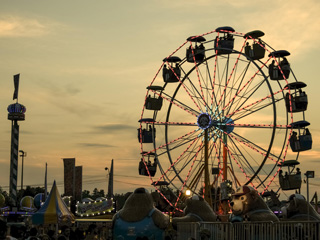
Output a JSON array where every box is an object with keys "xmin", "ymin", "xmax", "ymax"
[
  {"xmin": 19, "ymin": 150, "xmax": 27, "ymax": 190},
  {"xmin": 305, "ymin": 171, "xmax": 315, "ymax": 222}
]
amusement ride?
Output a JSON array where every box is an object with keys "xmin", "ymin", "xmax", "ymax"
[{"xmin": 137, "ymin": 26, "xmax": 312, "ymax": 214}]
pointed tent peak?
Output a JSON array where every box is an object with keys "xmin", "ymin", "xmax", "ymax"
[
  {"xmin": 49, "ymin": 180, "xmax": 59, "ymax": 196},
  {"xmin": 32, "ymin": 180, "xmax": 75, "ymax": 225}
]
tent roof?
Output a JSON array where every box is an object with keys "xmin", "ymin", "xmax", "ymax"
[{"xmin": 32, "ymin": 181, "xmax": 75, "ymax": 225}]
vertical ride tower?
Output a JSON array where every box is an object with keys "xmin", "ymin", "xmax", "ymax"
[
  {"xmin": 7, "ymin": 74, "xmax": 26, "ymax": 205},
  {"xmin": 107, "ymin": 159, "xmax": 114, "ymax": 199}
]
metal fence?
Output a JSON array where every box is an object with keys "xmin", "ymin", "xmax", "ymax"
[{"xmin": 177, "ymin": 221, "xmax": 320, "ymax": 240}]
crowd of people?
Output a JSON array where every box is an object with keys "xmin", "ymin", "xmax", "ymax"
[{"xmin": 0, "ymin": 219, "xmax": 110, "ymax": 240}]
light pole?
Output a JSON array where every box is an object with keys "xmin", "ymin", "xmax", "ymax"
[
  {"xmin": 19, "ymin": 150, "xmax": 26, "ymax": 190},
  {"xmin": 305, "ymin": 170, "xmax": 315, "ymax": 221}
]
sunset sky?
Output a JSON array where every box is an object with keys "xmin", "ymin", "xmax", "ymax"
[{"xmin": 0, "ymin": 0, "xmax": 320, "ymax": 199}]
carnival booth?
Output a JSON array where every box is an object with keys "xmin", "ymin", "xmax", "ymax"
[{"xmin": 75, "ymin": 197, "xmax": 114, "ymax": 218}]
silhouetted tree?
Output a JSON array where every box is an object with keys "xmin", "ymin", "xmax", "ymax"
[{"xmin": 82, "ymin": 190, "xmax": 91, "ymax": 199}]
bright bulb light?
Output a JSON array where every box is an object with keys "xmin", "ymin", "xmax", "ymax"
[{"xmin": 186, "ymin": 190, "xmax": 191, "ymax": 196}]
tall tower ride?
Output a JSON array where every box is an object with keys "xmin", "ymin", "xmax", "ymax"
[{"xmin": 7, "ymin": 74, "xmax": 26, "ymax": 205}]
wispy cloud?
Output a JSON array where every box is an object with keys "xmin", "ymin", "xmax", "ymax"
[
  {"xmin": 77, "ymin": 143, "xmax": 115, "ymax": 148},
  {"xmin": 92, "ymin": 123, "xmax": 136, "ymax": 134},
  {"xmin": 240, "ymin": 0, "xmax": 320, "ymax": 57},
  {"xmin": 0, "ymin": 16, "xmax": 59, "ymax": 38}
]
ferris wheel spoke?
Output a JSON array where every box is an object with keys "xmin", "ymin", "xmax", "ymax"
[
  {"xmin": 168, "ymin": 134, "xmax": 205, "ymax": 173},
  {"xmin": 211, "ymin": 140, "xmax": 223, "ymax": 176},
  {"xmin": 179, "ymin": 147, "xmax": 204, "ymax": 173},
  {"xmin": 188, "ymin": 42, "xmax": 207, "ymax": 104},
  {"xmin": 218, "ymin": 136, "xmax": 256, "ymax": 189},
  {"xmin": 227, "ymin": 85, "xmax": 283, "ymax": 121},
  {"xmin": 198, "ymin": 62, "xmax": 215, "ymax": 110},
  {"xmin": 260, "ymin": 132, "xmax": 293, "ymax": 192},
  {"xmin": 155, "ymin": 135, "xmax": 202, "ymax": 162},
  {"xmin": 226, "ymin": 88, "xmax": 286, "ymax": 121},
  {"xmin": 229, "ymin": 131, "xmax": 279, "ymax": 163},
  {"xmin": 154, "ymin": 133, "xmax": 202, "ymax": 184},
  {"xmin": 210, "ymin": 45, "xmax": 220, "ymax": 110},
  {"xmin": 163, "ymin": 130, "xmax": 200, "ymax": 153},
  {"xmin": 154, "ymin": 90, "xmax": 200, "ymax": 116},
  {"xmin": 143, "ymin": 129, "xmax": 199, "ymax": 158},
  {"xmin": 180, "ymin": 67, "xmax": 211, "ymax": 112},
  {"xmin": 213, "ymin": 40, "xmax": 247, "ymax": 118},
  {"xmin": 210, "ymin": 60, "xmax": 221, "ymax": 114},
  {"xmin": 172, "ymin": 155, "xmax": 204, "ymax": 189},
  {"xmin": 214, "ymin": 54, "xmax": 230, "ymax": 116},
  {"xmin": 227, "ymin": 136, "xmax": 257, "ymax": 173},
  {"xmin": 212, "ymin": 57, "xmax": 238, "ymax": 118},
  {"xmin": 199, "ymin": 57, "xmax": 216, "ymax": 108},
  {"xmin": 224, "ymin": 77, "xmax": 266, "ymax": 119},
  {"xmin": 166, "ymin": 63, "xmax": 203, "ymax": 112},
  {"xmin": 261, "ymin": 168, "xmax": 283, "ymax": 195},
  {"xmin": 227, "ymin": 122, "xmax": 289, "ymax": 129},
  {"xmin": 223, "ymin": 40, "xmax": 249, "ymax": 112},
  {"xmin": 224, "ymin": 61, "xmax": 251, "ymax": 117},
  {"xmin": 173, "ymin": 142, "xmax": 204, "ymax": 209},
  {"xmin": 227, "ymin": 136, "xmax": 268, "ymax": 188},
  {"xmin": 169, "ymin": 138, "xmax": 204, "ymax": 168},
  {"xmin": 221, "ymin": 57, "xmax": 272, "ymax": 116},
  {"xmin": 196, "ymin": 52, "xmax": 226, "ymax": 112},
  {"xmin": 229, "ymin": 130, "xmax": 287, "ymax": 189},
  {"xmin": 155, "ymin": 121, "xmax": 197, "ymax": 126}
]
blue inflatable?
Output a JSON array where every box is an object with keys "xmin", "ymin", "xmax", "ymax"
[{"xmin": 113, "ymin": 208, "xmax": 164, "ymax": 240}]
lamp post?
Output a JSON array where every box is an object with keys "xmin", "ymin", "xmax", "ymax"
[
  {"xmin": 305, "ymin": 170, "xmax": 315, "ymax": 221},
  {"xmin": 19, "ymin": 150, "xmax": 26, "ymax": 190}
]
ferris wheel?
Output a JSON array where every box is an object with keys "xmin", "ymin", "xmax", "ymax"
[{"xmin": 137, "ymin": 26, "xmax": 312, "ymax": 209}]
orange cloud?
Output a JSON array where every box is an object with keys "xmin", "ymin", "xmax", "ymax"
[{"xmin": 0, "ymin": 16, "xmax": 56, "ymax": 37}]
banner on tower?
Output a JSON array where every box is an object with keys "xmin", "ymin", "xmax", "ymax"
[{"xmin": 13, "ymin": 74, "xmax": 20, "ymax": 100}]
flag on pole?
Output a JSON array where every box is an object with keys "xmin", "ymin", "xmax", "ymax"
[{"xmin": 13, "ymin": 74, "xmax": 20, "ymax": 100}]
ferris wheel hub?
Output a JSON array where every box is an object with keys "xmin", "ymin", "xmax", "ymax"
[
  {"xmin": 197, "ymin": 113, "xmax": 235, "ymax": 134},
  {"xmin": 218, "ymin": 118, "xmax": 235, "ymax": 134},
  {"xmin": 210, "ymin": 118, "xmax": 235, "ymax": 134},
  {"xmin": 197, "ymin": 113, "xmax": 212, "ymax": 130}
]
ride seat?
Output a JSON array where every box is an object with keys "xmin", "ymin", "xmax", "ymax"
[
  {"xmin": 285, "ymin": 92, "xmax": 308, "ymax": 112},
  {"xmin": 186, "ymin": 45, "xmax": 205, "ymax": 63},
  {"xmin": 245, "ymin": 42, "xmax": 265, "ymax": 60},
  {"xmin": 279, "ymin": 173, "xmax": 302, "ymax": 190},
  {"xmin": 146, "ymin": 96, "xmax": 163, "ymax": 111},
  {"xmin": 163, "ymin": 66, "xmax": 180, "ymax": 83},
  {"xmin": 269, "ymin": 58, "xmax": 290, "ymax": 80},
  {"xmin": 214, "ymin": 35, "xmax": 234, "ymax": 55},
  {"xmin": 137, "ymin": 128, "xmax": 156, "ymax": 143},
  {"xmin": 289, "ymin": 130, "xmax": 312, "ymax": 152}
]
